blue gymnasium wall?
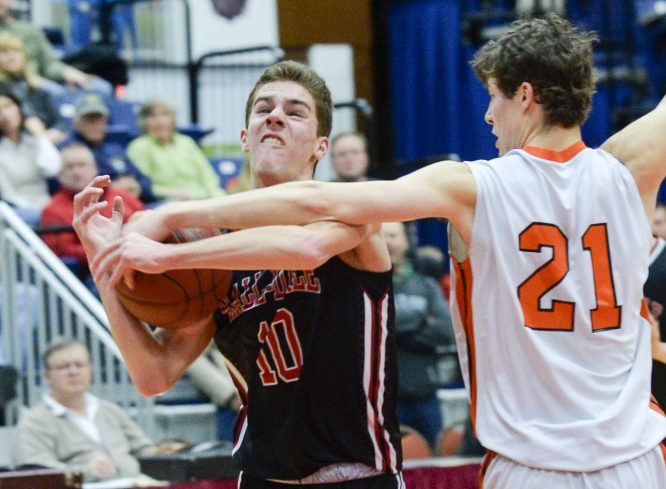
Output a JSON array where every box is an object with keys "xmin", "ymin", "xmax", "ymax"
[{"xmin": 386, "ymin": 0, "xmax": 665, "ymax": 254}]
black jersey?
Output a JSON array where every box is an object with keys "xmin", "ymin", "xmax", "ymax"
[{"xmin": 212, "ymin": 257, "xmax": 402, "ymax": 480}]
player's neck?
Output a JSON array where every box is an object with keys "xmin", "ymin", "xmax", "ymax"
[{"xmin": 524, "ymin": 125, "xmax": 582, "ymax": 152}]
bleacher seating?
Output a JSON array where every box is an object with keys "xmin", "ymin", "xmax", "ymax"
[{"xmin": 208, "ymin": 156, "xmax": 245, "ymax": 191}]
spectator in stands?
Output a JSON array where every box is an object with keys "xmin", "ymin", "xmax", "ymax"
[
  {"xmin": 330, "ymin": 131, "xmax": 371, "ymax": 182},
  {"xmin": 0, "ymin": 87, "xmax": 61, "ymax": 225},
  {"xmin": 0, "ymin": 0, "xmax": 96, "ymax": 93},
  {"xmin": 653, "ymin": 201, "xmax": 666, "ymax": 239},
  {"xmin": 414, "ymin": 244, "xmax": 451, "ymax": 299},
  {"xmin": 12, "ymin": 336, "xmax": 156, "ymax": 481},
  {"xmin": 186, "ymin": 342, "xmax": 241, "ymax": 442},
  {"xmin": 0, "ymin": 33, "xmax": 66, "ymax": 143},
  {"xmin": 60, "ymin": 92, "xmax": 155, "ymax": 203},
  {"xmin": 40, "ymin": 142, "xmax": 144, "ymax": 284},
  {"xmin": 127, "ymin": 100, "xmax": 225, "ymax": 201},
  {"xmin": 383, "ymin": 221, "xmax": 455, "ymax": 449}
]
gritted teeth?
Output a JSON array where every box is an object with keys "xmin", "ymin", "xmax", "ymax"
[{"xmin": 262, "ymin": 136, "xmax": 284, "ymax": 145}]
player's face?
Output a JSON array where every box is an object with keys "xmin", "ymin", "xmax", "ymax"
[
  {"xmin": 241, "ymin": 81, "xmax": 328, "ymax": 188},
  {"xmin": 484, "ymin": 79, "xmax": 524, "ymax": 156},
  {"xmin": 44, "ymin": 345, "xmax": 93, "ymax": 400}
]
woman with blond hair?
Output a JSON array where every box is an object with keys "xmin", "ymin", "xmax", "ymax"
[{"xmin": 0, "ymin": 33, "xmax": 65, "ymax": 143}]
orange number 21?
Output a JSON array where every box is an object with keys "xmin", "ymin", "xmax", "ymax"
[{"xmin": 517, "ymin": 223, "xmax": 621, "ymax": 332}]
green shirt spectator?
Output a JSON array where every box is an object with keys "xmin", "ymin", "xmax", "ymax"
[{"xmin": 128, "ymin": 100, "xmax": 225, "ymax": 201}]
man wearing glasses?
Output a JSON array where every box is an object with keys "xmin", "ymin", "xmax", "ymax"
[{"xmin": 11, "ymin": 336, "xmax": 155, "ymax": 482}]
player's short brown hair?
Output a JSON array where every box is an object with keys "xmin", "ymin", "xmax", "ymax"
[
  {"xmin": 471, "ymin": 14, "xmax": 597, "ymax": 127},
  {"xmin": 245, "ymin": 60, "xmax": 333, "ymax": 137}
]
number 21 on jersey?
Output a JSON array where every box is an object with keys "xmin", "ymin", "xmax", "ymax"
[{"xmin": 517, "ymin": 222, "xmax": 621, "ymax": 332}]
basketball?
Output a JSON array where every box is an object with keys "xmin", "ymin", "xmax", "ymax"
[{"xmin": 116, "ymin": 228, "xmax": 232, "ymax": 329}]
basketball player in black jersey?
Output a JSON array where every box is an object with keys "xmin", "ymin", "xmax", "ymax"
[{"xmin": 73, "ymin": 61, "xmax": 404, "ymax": 488}]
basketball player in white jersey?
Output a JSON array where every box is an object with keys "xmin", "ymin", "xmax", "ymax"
[{"xmin": 86, "ymin": 14, "xmax": 666, "ymax": 488}]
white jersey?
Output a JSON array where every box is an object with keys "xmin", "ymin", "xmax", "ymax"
[{"xmin": 450, "ymin": 141, "xmax": 666, "ymax": 472}]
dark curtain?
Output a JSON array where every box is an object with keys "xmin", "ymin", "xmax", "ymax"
[{"xmin": 387, "ymin": 0, "xmax": 495, "ymax": 164}]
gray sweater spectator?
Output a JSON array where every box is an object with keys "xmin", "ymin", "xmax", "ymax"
[{"xmin": 11, "ymin": 336, "xmax": 155, "ymax": 481}]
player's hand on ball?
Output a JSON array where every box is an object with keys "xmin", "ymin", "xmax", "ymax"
[{"xmin": 91, "ymin": 232, "xmax": 169, "ymax": 289}]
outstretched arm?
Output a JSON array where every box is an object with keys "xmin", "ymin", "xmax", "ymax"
[
  {"xmin": 124, "ymin": 160, "xmax": 476, "ymax": 243},
  {"xmin": 93, "ymin": 217, "xmax": 387, "ymax": 290},
  {"xmin": 601, "ymin": 94, "xmax": 666, "ymax": 218}
]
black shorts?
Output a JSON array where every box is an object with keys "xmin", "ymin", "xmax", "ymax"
[{"xmin": 238, "ymin": 472, "xmax": 405, "ymax": 489}]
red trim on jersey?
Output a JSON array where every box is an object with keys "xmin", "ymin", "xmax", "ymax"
[
  {"xmin": 233, "ymin": 406, "xmax": 247, "ymax": 446},
  {"xmin": 363, "ymin": 290, "xmax": 398, "ymax": 473},
  {"xmin": 640, "ymin": 298, "xmax": 651, "ymax": 322},
  {"xmin": 522, "ymin": 140, "xmax": 587, "ymax": 163},
  {"xmin": 453, "ymin": 258, "xmax": 478, "ymax": 431},
  {"xmin": 371, "ymin": 294, "xmax": 388, "ymax": 472},
  {"xmin": 478, "ymin": 449, "xmax": 497, "ymax": 489},
  {"xmin": 649, "ymin": 396, "xmax": 666, "ymax": 465}
]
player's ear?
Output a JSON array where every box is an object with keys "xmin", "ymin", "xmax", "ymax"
[
  {"xmin": 519, "ymin": 81, "xmax": 535, "ymax": 106},
  {"xmin": 240, "ymin": 129, "xmax": 249, "ymax": 153},
  {"xmin": 313, "ymin": 136, "xmax": 329, "ymax": 161}
]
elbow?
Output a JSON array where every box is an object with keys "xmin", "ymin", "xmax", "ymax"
[
  {"xmin": 288, "ymin": 227, "xmax": 334, "ymax": 269},
  {"xmin": 130, "ymin": 371, "xmax": 177, "ymax": 398},
  {"xmin": 286, "ymin": 181, "xmax": 336, "ymax": 220}
]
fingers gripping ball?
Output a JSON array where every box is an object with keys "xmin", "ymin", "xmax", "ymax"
[{"xmin": 115, "ymin": 228, "xmax": 232, "ymax": 329}]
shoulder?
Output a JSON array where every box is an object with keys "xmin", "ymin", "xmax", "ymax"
[
  {"xmin": 127, "ymin": 135, "xmax": 151, "ymax": 151},
  {"xmin": 174, "ymin": 132, "xmax": 197, "ymax": 145},
  {"xmin": 17, "ymin": 402, "xmax": 52, "ymax": 426},
  {"xmin": 40, "ymin": 190, "xmax": 70, "ymax": 213},
  {"xmin": 97, "ymin": 398, "xmax": 128, "ymax": 416}
]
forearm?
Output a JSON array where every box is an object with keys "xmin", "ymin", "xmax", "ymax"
[
  {"xmin": 160, "ymin": 178, "xmax": 432, "ymax": 230},
  {"xmin": 158, "ymin": 180, "xmax": 329, "ymax": 231},
  {"xmin": 95, "ymin": 285, "xmax": 211, "ymax": 396},
  {"xmin": 161, "ymin": 222, "xmax": 367, "ymax": 272},
  {"xmin": 655, "ymin": 342, "xmax": 666, "ymax": 363}
]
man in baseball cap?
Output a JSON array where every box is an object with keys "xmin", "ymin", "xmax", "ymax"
[{"xmin": 59, "ymin": 93, "xmax": 154, "ymax": 203}]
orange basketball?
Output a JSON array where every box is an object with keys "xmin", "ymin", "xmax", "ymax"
[{"xmin": 116, "ymin": 228, "xmax": 232, "ymax": 329}]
